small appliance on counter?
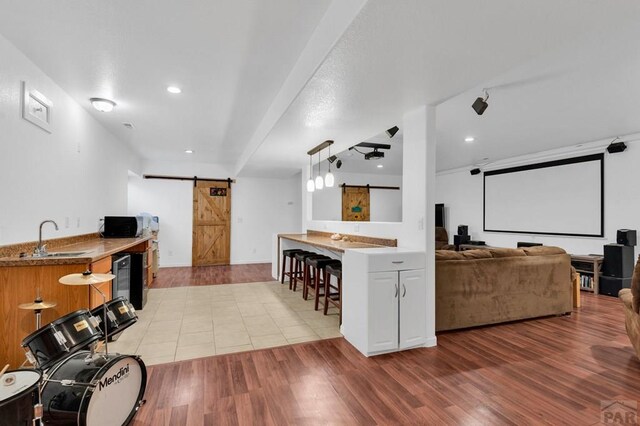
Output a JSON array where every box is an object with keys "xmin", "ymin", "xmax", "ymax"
[{"xmin": 103, "ymin": 216, "xmax": 143, "ymax": 238}]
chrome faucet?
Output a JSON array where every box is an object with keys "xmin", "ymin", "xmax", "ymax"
[{"xmin": 34, "ymin": 220, "xmax": 59, "ymax": 257}]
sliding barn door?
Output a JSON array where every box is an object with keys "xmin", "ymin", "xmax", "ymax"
[
  {"xmin": 192, "ymin": 181, "xmax": 231, "ymax": 266},
  {"xmin": 342, "ymin": 187, "xmax": 370, "ymax": 221}
]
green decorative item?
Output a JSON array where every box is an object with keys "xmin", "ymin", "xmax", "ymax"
[{"xmin": 351, "ymin": 205, "xmax": 362, "ymax": 213}]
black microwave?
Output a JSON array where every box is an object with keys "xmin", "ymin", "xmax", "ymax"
[{"xmin": 103, "ymin": 216, "xmax": 143, "ymax": 238}]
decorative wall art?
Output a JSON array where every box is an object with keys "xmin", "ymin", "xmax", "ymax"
[{"xmin": 21, "ymin": 81, "xmax": 52, "ymax": 133}]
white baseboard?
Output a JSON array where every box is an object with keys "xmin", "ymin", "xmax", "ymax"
[{"xmin": 424, "ymin": 336, "xmax": 437, "ymax": 347}]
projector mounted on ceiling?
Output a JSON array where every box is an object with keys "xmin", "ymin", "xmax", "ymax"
[
  {"xmin": 349, "ymin": 142, "xmax": 391, "ymax": 160},
  {"xmin": 365, "ymin": 149, "xmax": 385, "ymax": 160}
]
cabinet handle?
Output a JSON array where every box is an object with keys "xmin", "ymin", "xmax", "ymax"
[
  {"xmin": 402, "ymin": 284, "xmax": 406, "ymax": 297},
  {"xmin": 394, "ymin": 284, "xmax": 398, "ymax": 298},
  {"xmin": 392, "ymin": 261, "xmax": 404, "ymax": 264}
]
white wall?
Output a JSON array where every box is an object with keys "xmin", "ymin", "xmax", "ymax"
[
  {"xmin": 0, "ymin": 34, "xmax": 140, "ymax": 245},
  {"xmin": 436, "ymin": 135, "xmax": 640, "ymax": 257},
  {"xmin": 128, "ymin": 160, "xmax": 301, "ymax": 267},
  {"xmin": 311, "ymin": 171, "xmax": 402, "ymax": 222}
]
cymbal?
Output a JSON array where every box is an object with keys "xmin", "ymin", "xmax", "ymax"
[
  {"xmin": 59, "ymin": 272, "xmax": 115, "ymax": 285},
  {"xmin": 18, "ymin": 301, "xmax": 57, "ymax": 310}
]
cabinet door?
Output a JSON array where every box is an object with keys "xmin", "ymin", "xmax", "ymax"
[
  {"xmin": 399, "ymin": 269, "xmax": 427, "ymax": 350},
  {"xmin": 368, "ymin": 271, "xmax": 399, "ymax": 353}
]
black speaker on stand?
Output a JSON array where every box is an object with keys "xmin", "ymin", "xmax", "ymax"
[{"xmin": 600, "ymin": 229, "xmax": 636, "ymax": 297}]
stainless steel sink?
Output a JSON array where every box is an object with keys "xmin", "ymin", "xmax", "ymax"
[{"xmin": 44, "ymin": 251, "xmax": 87, "ymax": 257}]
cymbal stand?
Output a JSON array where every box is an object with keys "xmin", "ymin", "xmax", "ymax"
[{"xmin": 90, "ymin": 283, "xmax": 110, "ymax": 356}]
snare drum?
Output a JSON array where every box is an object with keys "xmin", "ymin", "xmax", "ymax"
[
  {"xmin": 0, "ymin": 369, "xmax": 42, "ymax": 426},
  {"xmin": 90, "ymin": 297, "xmax": 138, "ymax": 338},
  {"xmin": 41, "ymin": 351, "xmax": 146, "ymax": 426},
  {"xmin": 21, "ymin": 309, "xmax": 102, "ymax": 370}
]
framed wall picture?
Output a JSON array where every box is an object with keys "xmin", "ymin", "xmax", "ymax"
[{"xmin": 21, "ymin": 81, "xmax": 52, "ymax": 133}]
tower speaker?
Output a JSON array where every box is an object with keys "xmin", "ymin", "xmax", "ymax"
[
  {"xmin": 599, "ymin": 276, "xmax": 632, "ymax": 297},
  {"xmin": 617, "ymin": 229, "xmax": 637, "ymax": 246},
  {"xmin": 457, "ymin": 225, "xmax": 469, "ymax": 236},
  {"xmin": 603, "ymin": 244, "xmax": 635, "ymax": 278}
]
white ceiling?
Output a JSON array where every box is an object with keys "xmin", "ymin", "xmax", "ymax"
[
  {"xmin": 2, "ymin": 0, "xmax": 640, "ymax": 176},
  {"xmin": 0, "ymin": 0, "xmax": 331, "ymax": 163}
]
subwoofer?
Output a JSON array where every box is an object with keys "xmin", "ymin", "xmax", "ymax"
[
  {"xmin": 454, "ymin": 234, "xmax": 470, "ymax": 246},
  {"xmin": 603, "ymin": 244, "xmax": 635, "ymax": 278},
  {"xmin": 599, "ymin": 276, "xmax": 632, "ymax": 297}
]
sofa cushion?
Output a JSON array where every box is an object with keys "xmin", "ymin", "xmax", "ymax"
[
  {"xmin": 523, "ymin": 246, "xmax": 566, "ymax": 256},
  {"xmin": 460, "ymin": 249, "xmax": 493, "ymax": 260},
  {"xmin": 489, "ymin": 248, "xmax": 526, "ymax": 258},
  {"xmin": 435, "ymin": 250, "xmax": 464, "ymax": 261}
]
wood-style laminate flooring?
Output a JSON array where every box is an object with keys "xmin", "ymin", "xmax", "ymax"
[
  {"xmin": 153, "ymin": 263, "xmax": 274, "ymax": 288},
  {"xmin": 133, "ymin": 292, "xmax": 640, "ymax": 425}
]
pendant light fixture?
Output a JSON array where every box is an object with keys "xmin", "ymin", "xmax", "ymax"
[
  {"xmin": 307, "ymin": 154, "xmax": 315, "ymax": 192},
  {"xmin": 315, "ymin": 152, "xmax": 324, "ymax": 190},
  {"xmin": 324, "ymin": 145, "xmax": 335, "ymax": 187}
]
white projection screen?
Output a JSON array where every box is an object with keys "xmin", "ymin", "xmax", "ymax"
[{"xmin": 483, "ymin": 154, "xmax": 604, "ymax": 237}]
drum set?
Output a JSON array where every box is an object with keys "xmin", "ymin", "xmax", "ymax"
[{"xmin": 0, "ymin": 272, "xmax": 147, "ymax": 426}]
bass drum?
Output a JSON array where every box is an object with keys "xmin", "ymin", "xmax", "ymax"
[
  {"xmin": 0, "ymin": 369, "xmax": 41, "ymax": 426},
  {"xmin": 41, "ymin": 351, "xmax": 146, "ymax": 426}
]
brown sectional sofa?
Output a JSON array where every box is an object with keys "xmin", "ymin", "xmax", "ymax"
[
  {"xmin": 619, "ymin": 256, "xmax": 640, "ymax": 359},
  {"xmin": 436, "ymin": 246, "xmax": 573, "ymax": 331}
]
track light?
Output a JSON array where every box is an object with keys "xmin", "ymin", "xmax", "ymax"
[
  {"xmin": 386, "ymin": 126, "xmax": 399, "ymax": 138},
  {"xmin": 470, "ymin": 168, "xmax": 481, "ymax": 175},
  {"xmin": 606, "ymin": 137, "xmax": 627, "ymax": 154},
  {"xmin": 472, "ymin": 90, "xmax": 489, "ymax": 115}
]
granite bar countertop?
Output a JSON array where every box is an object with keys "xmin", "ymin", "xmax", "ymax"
[
  {"xmin": 0, "ymin": 235, "xmax": 152, "ymax": 266},
  {"xmin": 279, "ymin": 233, "xmax": 386, "ymax": 253}
]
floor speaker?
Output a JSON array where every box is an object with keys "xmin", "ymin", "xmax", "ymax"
[
  {"xmin": 599, "ymin": 276, "xmax": 632, "ymax": 297},
  {"xmin": 603, "ymin": 244, "xmax": 635, "ymax": 278}
]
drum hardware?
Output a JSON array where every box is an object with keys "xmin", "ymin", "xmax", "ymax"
[
  {"xmin": 59, "ymin": 271, "xmax": 115, "ymax": 357},
  {"xmin": 18, "ymin": 289, "xmax": 57, "ymax": 331}
]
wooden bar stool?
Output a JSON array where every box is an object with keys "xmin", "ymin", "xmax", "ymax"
[
  {"xmin": 280, "ymin": 249, "xmax": 304, "ymax": 286},
  {"xmin": 293, "ymin": 252, "xmax": 323, "ymax": 291},
  {"xmin": 305, "ymin": 257, "xmax": 341, "ymax": 310},
  {"xmin": 324, "ymin": 263, "xmax": 343, "ymax": 324}
]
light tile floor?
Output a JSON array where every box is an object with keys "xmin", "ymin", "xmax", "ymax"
[{"xmin": 106, "ymin": 281, "xmax": 342, "ymax": 365}]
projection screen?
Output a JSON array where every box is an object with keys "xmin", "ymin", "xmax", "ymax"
[{"xmin": 483, "ymin": 154, "xmax": 604, "ymax": 237}]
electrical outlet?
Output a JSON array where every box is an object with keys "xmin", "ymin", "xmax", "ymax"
[
  {"xmin": 168, "ymin": 250, "xmax": 174, "ymax": 257},
  {"xmin": 76, "ymin": 217, "xmax": 81, "ymax": 228},
  {"xmin": 418, "ymin": 217, "xmax": 424, "ymax": 230},
  {"xmin": 237, "ymin": 217, "xmax": 243, "ymax": 223},
  {"xmin": 252, "ymin": 248, "xmax": 256, "ymax": 254},
  {"xmin": 354, "ymin": 224, "xmax": 360, "ymax": 232},
  {"xmin": 65, "ymin": 217, "xmax": 70, "ymax": 229}
]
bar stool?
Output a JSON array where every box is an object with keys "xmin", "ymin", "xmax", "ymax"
[
  {"xmin": 293, "ymin": 252, "xmax": 324, "ymax": 291},
  {"xmin": 301, "ymin": 255, "xmax": 329, "ymax": 297},
  {"xmin": 280, "ymin": 249, "xmax": 304, "ymax": 286},
  {"xmin": 324, "ymin": 263, "xmax": 342, "ymax": 324},
  {"xmin": 305, "ymin": 257, "xmax": 341, "ymax": 310}
]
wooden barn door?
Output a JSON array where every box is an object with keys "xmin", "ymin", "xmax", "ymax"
[
  {"xmin": 193, "ymin": 181, "xmax": 231, "ymax": 266},
  {"xmin": 342, "ymin": 186, "xmax": 370, "ymax": 221}
]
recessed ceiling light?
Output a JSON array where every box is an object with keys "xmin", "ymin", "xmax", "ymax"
[
  {"xmin": 90, "ymin": 98, "xmax": 116, "ymax": 112},
  {"xmin": 377, "ymin": 164, "xmax": 383, "ymax": 168},
  {"xmin": 167, "ymin": 86, "xmax": 182, "ymax": 94},
  {"xmin": 465, "ymin": 137, "xmax": 475, "ymax": 143},
  {"xmin": 184, "ymin": 149, "xmax": 194, "ymax": 154}
]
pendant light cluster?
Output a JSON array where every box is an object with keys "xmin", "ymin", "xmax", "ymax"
[{"xmin": 306, "ymin": 140, "xmax": 335, "ymax": 193}]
